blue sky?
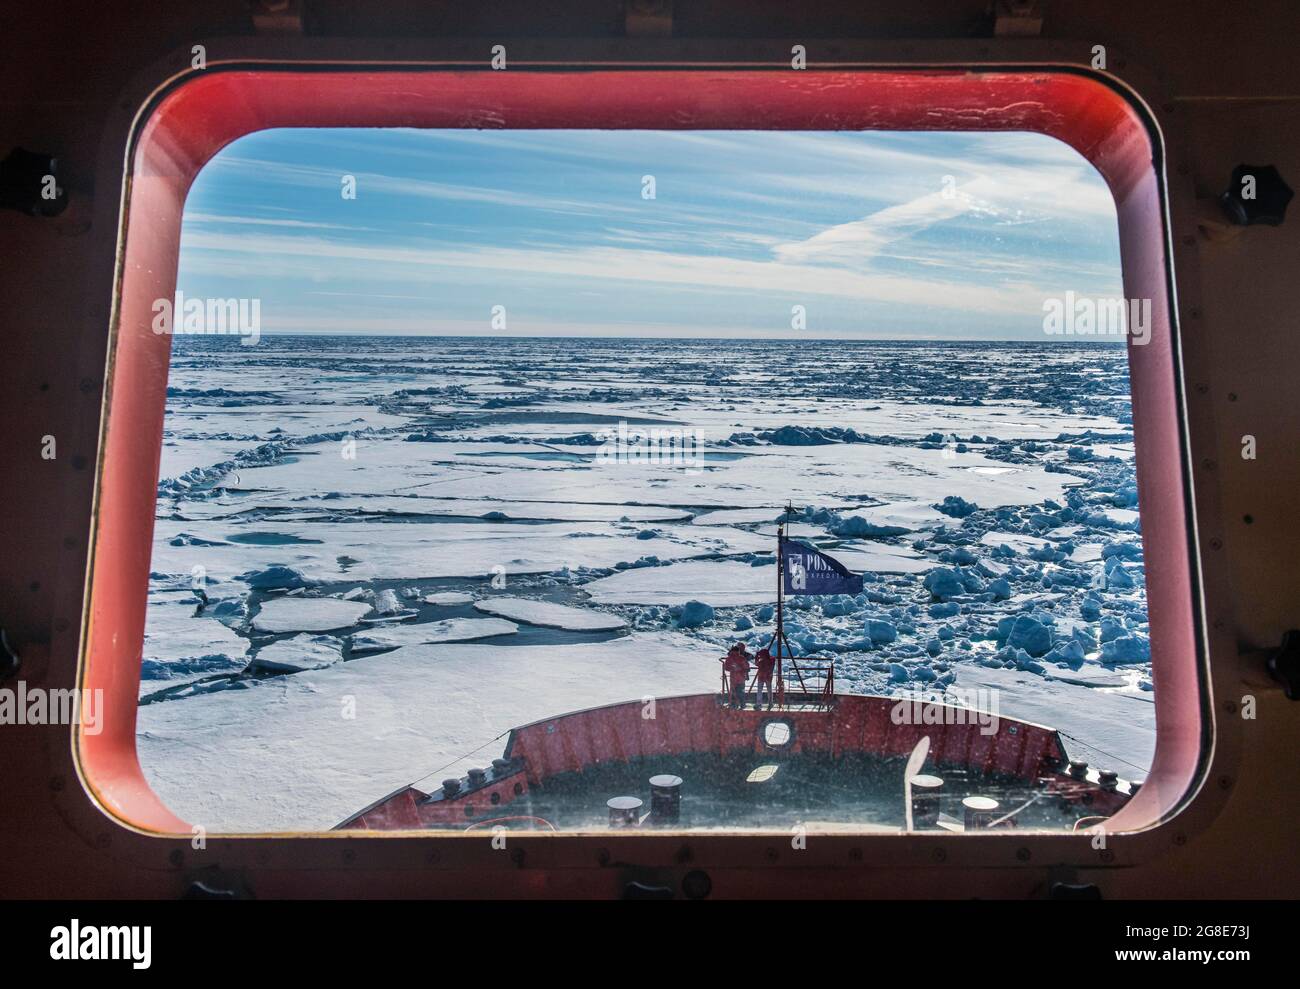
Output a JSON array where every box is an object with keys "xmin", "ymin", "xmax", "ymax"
[{"xmin": 178, "ymin": 128, "xmax": 1123, "ymax": 339}]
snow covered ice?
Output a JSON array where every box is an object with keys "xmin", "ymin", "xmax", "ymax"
[
  {"xmin": 141, "ymin": 336, "xmax": 1155, "ymax": 830},
  {"xmin": 472, "ymin": 597, "xmax": 627, "ymax": 632},
  {"xmin": 250, "ymin": 597, "xmax": 373, "ymax": 634},
  {"xmin": 350, "ymin": 617, "xmax": 519, "ymax": 654},
  {"xmin": 251, "ymin": 634, "xmax": 345, "ymax": 673}
]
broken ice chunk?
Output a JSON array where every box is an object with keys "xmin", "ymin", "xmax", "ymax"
[
  {"xmin": 251, "ymin": 597, "xmax": 372, "ymax": 634},
  {"xmin": 424, "ymin": 591, "xmax": 475, "ymax": 606},
  {"xmin": 350, "ymin": 618, "xmax": 518, "ymax": 654},
  {"xmin": 251, "ymin": 634, "xmax": 344, "ymax": 673},
  {"xmin": 473, "ymin": 597, "xmax": 627, "ymax": 632}
]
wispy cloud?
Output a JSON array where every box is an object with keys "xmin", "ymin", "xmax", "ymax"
[
  {"xmin": 178, "ymin": 128, "xmax": 1123, "ymax": 339},
  {"xmin": 183, "ymin": 212, "xmax": 378, "ymax": 233},
  {"xmin": 207, "ymin": 155, "xmax": 647, "ymax": 218}
]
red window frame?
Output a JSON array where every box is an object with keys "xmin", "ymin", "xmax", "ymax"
[{"xmin": 81, "ymin": 66, "xmax": 1201, "ymax": 839}]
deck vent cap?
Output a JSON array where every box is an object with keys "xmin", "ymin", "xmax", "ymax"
[{"xmin": 608, "ymin": 796, "xmax": 643, "ymax": 828}]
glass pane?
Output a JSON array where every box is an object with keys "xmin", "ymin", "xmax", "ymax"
[{"xmin": 139, "ymin": 128, "xmax": 1147, "ymax": 835}]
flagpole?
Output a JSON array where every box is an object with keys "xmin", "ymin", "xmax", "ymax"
[
  {"xmin": 775, "ymin": 514, "xmax": 785, "ymax": 709},
  {"xmin": 779, "ymin": 502, "xmax": 810, "ymax": 701}
]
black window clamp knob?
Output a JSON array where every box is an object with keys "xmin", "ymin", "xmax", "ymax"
[
  {"xmin": 1221, "ymin": 164, "xmax": 1293, "ymax": 226},
  {"xmin": 0, "ymin": 147, "xmax": 67, "ymax": 217},
  {"xmin": 1267, "ymin": 629, "xmax": 1300, "ymax": 700}
]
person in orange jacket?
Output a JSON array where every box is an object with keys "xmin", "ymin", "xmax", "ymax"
[
  {"xmin": 720, "ymin": 643, "xmax": 751, "ymax": 709},
  {"xmin": 754, "ymin": 646, "xmax": 777, "ymax": 710}
]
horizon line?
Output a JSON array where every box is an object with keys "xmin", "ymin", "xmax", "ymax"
[{"xmin": 171, "ymin": 331, "xmax": 1129, "ymax": 345}]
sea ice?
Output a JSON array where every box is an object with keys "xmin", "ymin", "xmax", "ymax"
[
  {"xmin": 251, "ymin": 597, "xmax": 372, "ymax": 634},
  {"xmin": 1006, "ymin": 615, "xmax": 1054, "ymax": 657},
  {"xmin": 922, "ymin": 568, "xmax": 966, "ymax": 600},
  {"xmin": 583, "ymin": 560, "xmax": 774, "ymax": 606},
  {"xmin": 675, "ymin": 600, "xmax": 715, "ymax": 629},
  {"xmin": 955, "ymin": 664, "xmax": 1153, "ymax": 774},
  {"xmin": 239, "ymin": 565, "xmax": 311, "ymax": 591},
  {"xmin": 350, "ymin": 618, "xmax": 519, "ymax": 654},
  {"xmin": 424, "ymin": 592, "xmax": 476, "ymax": 606},
  {"xmin": 866, "ymin": 619, "xmax": 898, "ymax": 644},
  {"xmin": 143, "ymin": 336, "xmax": 1153, "ymax": 828},
  {"xmin": 251, "ymin": 634, "xmax": 345, "ymax": 673},
  {"xmin": 141, "ymin": 597, "xmax": 249, "ymax": 695},
  {"xmin": 472, "ymin": 597, "xmax": 627, "ymax": 632}
]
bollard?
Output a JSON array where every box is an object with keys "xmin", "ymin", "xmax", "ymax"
[
  {"xmin": 910, "ymin": 774, "xmax": 944, "ymax": 827},
  {"xmin": 607, "ymin": 796, "xmax": 643, "ymax": 828},
  {"xmin": 648, "ymin": 775, "xmax": 683, "ymax": 824},
  {"xmin": 962, "ymin": 795, "xmax": 1000, "ymax": 830}
]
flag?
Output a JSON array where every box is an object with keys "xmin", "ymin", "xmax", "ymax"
[{"xmin": 781, "ymin": 539, "xmax": 863, "ymax": 596}]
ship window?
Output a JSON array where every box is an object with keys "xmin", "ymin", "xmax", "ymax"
[
  {"xmin": 80, "ymin": 68, "xmax": 1201, "ymax": 853},
  {"xmin": 762, "ymin": 721, "xmax": 794, "ymax": 748},
  {"xmin": 130, "ymin": 124, "xmax": 1151, "ymax": 834}
]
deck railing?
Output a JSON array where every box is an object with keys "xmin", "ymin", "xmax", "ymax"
[
  {"xmin": 719, "ymin": 656, "xmax": 837, "ymax": 711},
  {"xmin": 776, "ymin": 656, "xmax": 835, "ymax": 710}
]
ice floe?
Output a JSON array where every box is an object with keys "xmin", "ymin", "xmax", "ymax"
[
  {"xmin": 583, "ymin": 560, "xmax": 774, "ymax": 606},
  {"xmin": 141, "ymin": 596, "xmax": 249, "ymax": 696},
  {"xmin": 251, "ymin": 597, "xmax": 372, "ymax": 634},
  {"xmin": 251, "ymin": 634, "xmax": 345, "ymax": 673},
  {"xmin": 472, "ymin": 597, "xmax": 627, "ymax": 632},
  {"xmin": 350, "ymin": 618, "xmax": 519, "ymax": 654},
  {"xmin": 423, "ymin": 591, "xmax": 475, "ymax": 606}
]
